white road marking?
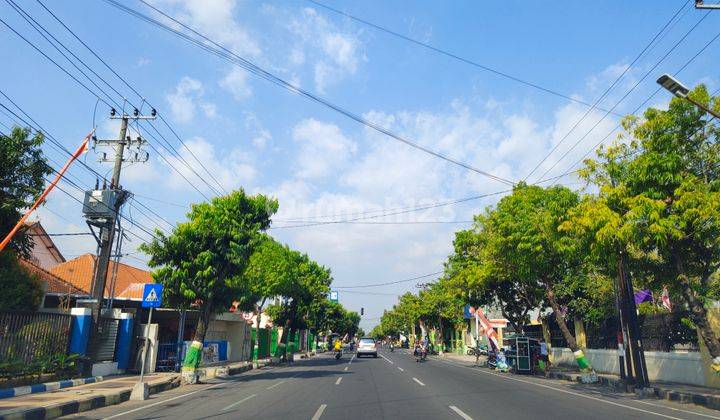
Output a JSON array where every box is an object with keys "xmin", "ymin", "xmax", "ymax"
[
  {"xmin": 436, "ymin": 359, "xmax": 685, "ymax": 420},
  {"xmin": 222, "ymin": 394, "xmax": 256, "ymax": 411},
  {"xmin": 380, "ymin": 354, "xmax": 394, "ymax": 364},
  {"xmin": 348, "ymin": 355, "xmax": 355, "ymax": 365},
  {"xmin": 397, "ymin": 367, "xmax": 404, "ymax": 372},
  {"xmin": 102, "ymin": 365, "xmax": 296, "ymax": 419},
  {"xmin": 266, "ymin": 379, "xmax": 286, "ymax": 389},
  {"xmin": 631, "ymin": 398, "xmax": 720, "ymax": 419},
  {"xmin": 335, "ymin": 377, "xmax": 342, "ymax": 385},
  {"xmin": 311, "ymin": 404, "xmax": 327, "ymax": 420},
  {"xmin": 344, "ymin": 366, "xmax": 348, "ymax": 371},
  {"xmin": 412, "ymin": 377, "xmax": 425, "ymax": 386},
  {"xmin": 449, "ymin": 405, "xmax": 473, "ymax": 420}
]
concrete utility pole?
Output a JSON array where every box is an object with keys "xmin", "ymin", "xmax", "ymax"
[{"xmin": 82, "ymin": 107, "xmax": 154, "ymax": 373}]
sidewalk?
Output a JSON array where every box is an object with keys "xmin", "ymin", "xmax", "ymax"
[
  {"xmin": 0, "ymin": 373, "xmax": 178, "ymax": 420},
  {"xmin": 0, "ymin": 360, "xmax": 256, "ymax": 420},
  {"xmin": 439, "ymin": 351, "xmax": 720, "ymax": 411}
]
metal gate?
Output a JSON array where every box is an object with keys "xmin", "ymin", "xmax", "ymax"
[{"xmin": 88, "ymin": 317, "xmax": 119, "ymax": 362}]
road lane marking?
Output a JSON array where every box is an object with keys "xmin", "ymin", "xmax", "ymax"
[
  {"xmin": 436, "ymin": 359, "xmax": 684, "ymax": 420},
  {"xmin": 380, "ymin": 354, "xmax": 394, "ymax": 364},
  {"xmin": 632, "ymin": 399, "xmax": 720, "ymax": 419},
  {"xmin": 102, "ymin": 365, "xmax": 296, "ymax": 419},
  {"xmin": 344, "ymin": 366, "xmax": 348, "ymax": 371},
  {"xmin": 412, "ymin": 377, "xmax": 425, "ymax": 386},
  {"xmin": 348, "ymin": 355, "xmax": 355, "ymax": 365},
  {"xmin": 266, "ymin": 379, "xmax": 287, "ymax": 389},
  {"xmin": 335, "ymin": 377, "xmax": 342, "ymax": 385},
  {"xmin": 397, "ymin": 367, "xmax": 404, "ymax": 372},
  {"xmin": 311, "ymin": 404, "xmax": 327, "ymax": 420},
  {"xmin": 449, "ymin": 405, "xmax": 473, "ymax": 420},
  {"xmin": 222, "ymin": 394, "xmax": 256, "ymax": 411}
]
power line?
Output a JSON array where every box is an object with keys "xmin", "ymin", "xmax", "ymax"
[
  {"xmin": 268, "ymin": 190, "xmax": 509, "ymax": 229},
  {"xmin": 544, "ymin": 25, "xmax": 720, "ymax": 182},
  {"xmin": 523, "ymin": 0, "xmax": 690, "ymax": 181},
  {"xmin": 306, "ymin": 0, "xmax": 623, "ymax": 117},
  {"xmin": 34, "ymin": 0, "xmax": 227, "ymax": 196},
  {"xmin": 536, "ymin": 10, "xmax": 715, "ymax": 182},
  {"xmin": 335, "ymin": 271, "xmax": 442, "ymax": 289},
  {"xmin": 102, "ymin": 0, "xmax": 515, "ymax": 186},
  {"xmin": 2, "ymin": 3, "xmax": 220, "ymax": 200}
]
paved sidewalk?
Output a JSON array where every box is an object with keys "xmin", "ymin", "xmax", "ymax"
[
  {"xmin": 0, "ymin": 360, "xmax": 259, "ymax": 420},
  {"xmin": 0, "ymin": 373, "xmax": 178, "ymax": 420},
  {"xmin": 438, "ymin": 351, "xmax": 720, "ymax": 411}
]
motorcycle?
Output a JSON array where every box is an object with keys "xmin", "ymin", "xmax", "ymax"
[
  {"xmin": 334, "ymin": 349, "xmax": 342, "ymax": 360},
  {"xmin": 390, "ymin": 343, "xmax": 395, "ymax": 352},
  {"xmin": 415, "ymin": 346, "xmax": 428, "ymax": 362},
  {"xmin": 467, "ymin": 345, "xmax": 488, "ymax": 357}
]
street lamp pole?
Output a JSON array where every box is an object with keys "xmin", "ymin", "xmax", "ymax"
[
  {"xmin": 695, "ymin": 0, "xmax": 720, "ymax": 9},
  {"xmin": 656, "ymin": 74, "xmax": 720, "ymax": 119}
]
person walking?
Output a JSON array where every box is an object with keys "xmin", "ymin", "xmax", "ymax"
[{"xmin": 539, "ymin": 338, "xmax": 550, "ymax": 375}]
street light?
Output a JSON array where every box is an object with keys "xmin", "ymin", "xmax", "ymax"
[
  {"xmin": 695, "ymin": 0, "xmax": 720, "ymax": 9},
  {"xmin": 656, "ymin": 74, "xmax": 720, "ymax": 119}
]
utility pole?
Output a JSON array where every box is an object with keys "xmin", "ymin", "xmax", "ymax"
[
  {"xmin": 617, "ymin": 250, "xmax": 649, "ymax": 388},
  {"xmin": 82, "ymin": 107, "xmax": 154, "ymax": 373}
]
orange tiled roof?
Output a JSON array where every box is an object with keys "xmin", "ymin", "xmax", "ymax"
[
  {"xmin": 50, "ymin": 253, "xmax": 153, "ymax": 298},
  {"xmin": 19, "ymin": 259, "xmax": 87, "ymax": 296}
]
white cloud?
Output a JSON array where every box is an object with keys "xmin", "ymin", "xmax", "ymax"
[
  {"xmin": 219, "ymin": 67, "xmax": 252, "ymax": 100},
  {"xmin": 163, "ymin": 137, "xmax": 256, "ymax": 192},
  {"xmin": 166, "ymin": 77, "xmax": 218, "ymax": 123},
  {"xmin": 292, "ymin": 119, "xmax": 357, "ymax": 179},
  {"xmin": 154, "ymin": 0, "xmax": 260, "ymax": 57},
  {"xmin": 288, "ymin": 7, "xmax": 364, "ymax": 93}
]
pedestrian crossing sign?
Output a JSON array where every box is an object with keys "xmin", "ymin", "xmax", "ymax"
[{"xmin": 142, "ymin": 284, "xmax": 163, "ymax": 308}]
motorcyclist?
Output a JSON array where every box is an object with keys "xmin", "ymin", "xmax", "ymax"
[{"xmin": 333, "ymin": 339, "xmax": 343, "ymax": 359}]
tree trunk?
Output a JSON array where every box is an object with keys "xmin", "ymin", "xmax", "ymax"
[
  {"xmin": 679, "ymin": 274, "xmax": 720, "ymax": 359},
  {"xmin": 279, "ymin": 301, "xmax": 297, "ymax": 360},
  {"xmin": 182, "ymin": 298, "xmax": 213, "ymax": 383},
  {"xmin": 254, "ymin": 297, "xmax": 267, "ymax": 361},
  {"xmin": 546, "ymin": 288, "xmax": 578, "ymax": 351},
  {"xmin": 546, "ymin": 286, "xmax": 594, "ymax": 374}
]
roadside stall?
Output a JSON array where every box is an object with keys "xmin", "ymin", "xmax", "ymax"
[{"xmin": 503, "ymin": 334, "xmax": 541, "ymax": 374}]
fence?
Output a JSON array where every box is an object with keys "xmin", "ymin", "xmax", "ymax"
[
  {"xmin": 0, "ymin": 311, "xmax": 73, "ymax": 364},
  {"xmin": 568, "ymin": 311, "xmax": 699, "ymax": 352},
  {"xmin": 156, "ymin": 342, "xmax": 182, "ymax": 372}
]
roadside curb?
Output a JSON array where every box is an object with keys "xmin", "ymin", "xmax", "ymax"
[
  {"xmin": 0, "ymin": 375, "xmax": 180, "ymax": 420},
  {"xmin": 0, "ymin": 362, "xmax": 261, "ymax": 420},
  {"xmin": 0, "ymin": 377, "xmax": 103, "ymax": 400},
  {"xmin": 546, "ymin": 370, "xmax": 720, "ymax": 411}
]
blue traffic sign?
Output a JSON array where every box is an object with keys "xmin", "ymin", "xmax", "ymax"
[{"xmin": 142, "ymin": 284, "xmax": 163, "ymax": 308}]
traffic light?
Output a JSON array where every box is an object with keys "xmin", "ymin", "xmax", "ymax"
[{"xmin": 361, "ymin": 307, "xmax": 364, "ymax": 316}]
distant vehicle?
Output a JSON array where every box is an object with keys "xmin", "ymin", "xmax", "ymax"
[{"xmin": 356, "ymin": 337, "xmax": 378, "ymax": 358}]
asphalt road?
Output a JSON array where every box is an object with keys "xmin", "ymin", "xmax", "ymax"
[{"xmin": 65, "ymin": 349, "xmax": 720, "ymax": 420}]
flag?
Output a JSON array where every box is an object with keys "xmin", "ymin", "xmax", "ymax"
[
  {"xmin": 661, "ymin": 286, "xmax": 672, "ymax": 311},
  {"xmin": 634, "ymin": 289, "xmax": 653, "ymax": 305},
  {"xmin": 0, "ymin": 130, "xmax": 94, "ymax": 253}
]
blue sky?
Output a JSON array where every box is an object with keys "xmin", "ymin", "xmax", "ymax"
[{"xmin": 1, "ymin": 0, "xmax": 718, "ymax": 331}]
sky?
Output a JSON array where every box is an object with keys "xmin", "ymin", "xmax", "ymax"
[{"xmin": 1, "ymin": 0, "xmax": 719, "ymax": 332}]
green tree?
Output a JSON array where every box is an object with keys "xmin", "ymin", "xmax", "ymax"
[
  {"xmin": 140, "ymin": 190, "xmax": 277, "ymax": 379},
  {"xmin": 0, "ymin": 127, "xmax": 51, "ymax": 258},
  {"xmin": 0, "ymin": 127, "xmax": 52, "ymax": 311},
  {"xmin": 572, "ymin": 86, "xmax": 720, "ymax": 369},
  {"xmin": 482, "ymin": 184, "xmax": 597, "ymax": 374},
  {"xmin": 0, "ymin": 253, "xmax": 43, "ymax": 310},
  {"xmin": 242, "ymin": 236, "xmax": 294, "ymax": 359}
]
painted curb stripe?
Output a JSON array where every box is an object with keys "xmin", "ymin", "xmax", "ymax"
[{"xmin": 0, "ymin": 376, "xmax": 102, "ymax": 399}]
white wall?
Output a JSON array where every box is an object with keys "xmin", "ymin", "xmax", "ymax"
[{"xmin": 551, "ymin": 348, "xmax": 705, "ymax": 386}]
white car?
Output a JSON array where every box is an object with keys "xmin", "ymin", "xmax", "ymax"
[{"xmin": 356, "ymin": 337, "xmax": 378, "ymax": 358}]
